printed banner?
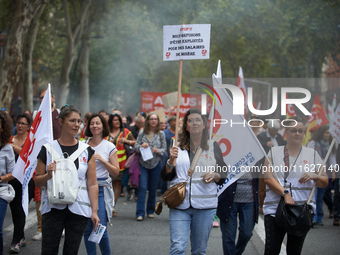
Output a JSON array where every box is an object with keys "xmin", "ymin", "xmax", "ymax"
[{"xmin": 141, "ymin": 92, "xmax": 207, "ymax": 118}]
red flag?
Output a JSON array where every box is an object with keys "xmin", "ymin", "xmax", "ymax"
[
  {"xmin": 307, "ymin": 94, "xmax": 329, "ymax": 132},
  {"xmin": 286, "ymin": 94, "xmax": 297, "ymax": 119}
]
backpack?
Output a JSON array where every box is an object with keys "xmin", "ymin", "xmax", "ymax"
[{"xmin": 44, "ymin": 142, "xmax": 89, "ymax": 205}]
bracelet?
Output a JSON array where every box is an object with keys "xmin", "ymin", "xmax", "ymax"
[
  {"xmin": 166, "ymin": 159, "xmax": 174, "ymax": 169},
  {"xmin": 6, "ymin": 174, "xmax": 9, "ymax": 181}
]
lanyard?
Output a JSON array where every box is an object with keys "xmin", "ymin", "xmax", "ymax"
[{"xmin": 283, "ymin": 145, "xmax": 302, "ymax": 188}]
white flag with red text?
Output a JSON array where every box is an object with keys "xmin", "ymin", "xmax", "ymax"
[
  {"xmin": 212, "ymin": 64, "xmax": 265, "ymax": 196},
  {"xmin": 12, "ymin": 85, "xmax": 53, "ymax": 215}
]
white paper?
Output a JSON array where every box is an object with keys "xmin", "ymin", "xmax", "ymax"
[
  {"xmin": 163, "ymin": 24, "xmax": 211, "ymax": 61},
  {"xmin": 139, "ymin": 147, "xmax": 153, "ymax": 161},
  {"xmin": 88, "ymin": 223, "xmax": 106, "ymax": 244}
]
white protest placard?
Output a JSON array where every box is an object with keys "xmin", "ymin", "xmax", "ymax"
[
  {"xmin": 163, "ymin": 24, "xmax": 211, "ymax": 61},
  {"xmin": 329, "ymin": 103, "xmax": 340, "ymax": 143}
]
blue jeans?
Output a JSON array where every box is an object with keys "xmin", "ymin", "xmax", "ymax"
[
  {"xmin": 220, "ymin": 202, "xmax": 255, "ymax": 255},
  {"xmin": 313, "ymin": 187, "xmax": 326, "ymax": 223},
  {"xmin": 169, "ymin": 208, "xmax": 215, "ymax": 255},
  {"xmin": 136, "ymin": 162, "xmax": 161, "ymax": 218},
  {"xmin": 84, "ymin": 186, "xmax": 111, "ymax": 255},
  {"xmin": 334, "ymin": 179, "xmax": 340, "ymax": 219},
  {"xmin": 0, "ymin": 198, "xmax": 8, "ymax": 255}
]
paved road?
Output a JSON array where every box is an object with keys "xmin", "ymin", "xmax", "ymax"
[{"xmin": 2, "ymin": 192, "xmax": 340, "ymax": 255}]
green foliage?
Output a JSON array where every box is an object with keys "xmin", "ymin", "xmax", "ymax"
[{"xmin": 22, "ymin": 0, "xmax": 340, "ymax": 114}]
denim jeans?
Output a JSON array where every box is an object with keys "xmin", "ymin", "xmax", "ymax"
[
  {"xmin": 84, "ymin": 186, "xmax": 111, "ymax": 255},
  {"xmin": 220, "ymin": 202, "xmax": 255, "ymax": 255},
  {"xmin": 169, "ymin": 208, "xmax": 215, "ymax": 255},
  {"xmin": 136, "ymin": 162, "xmax": 161, "ymax": 218},
  {"xmin": 313, "ymin": 187, "xmax": 326, "ymax": 223},
  {"xmin": 0, "ymin": 198, "xmax": 8, "ymax": 255},
  {"xmin": 323, "ymin": 179, "xmax": 334, "ymax": 212}
]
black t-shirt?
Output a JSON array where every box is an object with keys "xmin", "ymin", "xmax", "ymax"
[{"xmin": 37, "ymin": 141, "xmax": 94, "ymax": 169}]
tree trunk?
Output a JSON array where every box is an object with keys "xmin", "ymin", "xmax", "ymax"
[
  {"xmin": 0, "ymin": 0, "xmax": 28, "ymax": 111},
  {"xmin": 21, "ymin": 1, "xmax": 47, "ymax": 112},
  {"xmin": 78, "ymin": 31, "xmax": 91, "ymax": 114},
  {"xmin": 55, "ymin": 0, "xmax": 93, "ymax": 107},
  {"xmin": 0, "ymin": 0, "xmax": 46, "ymax": 112}
]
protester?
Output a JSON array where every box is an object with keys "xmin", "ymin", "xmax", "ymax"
[
  {"xmin": 83, "ymin": 113, "xmax": 119, "ymax": 255},
  {"xmin": 257, "ymin": 120, "xmax": 286, "ymax": 214},
  {"xmin": 80, "ymin": 112, "xmax": 92, "ymax": 141},
  {"xmin": 108, "ymin": 113, "xmax": 135, "ymax": 216},
  {"xmin": 162, "ymin": 109, "xmax": 226, "ymax": 254},
  {"xmin": 217, "ymin": 164, "xmax": 259, "ymax": 254},
  {"xmin": 263, "ymin": 116, "xmax": 328, "ymax": 255},
  {"xmin": 129, "ymin": 114, "xmax": 145, "ymax": 139},
  {"xmin": 127, "ymin": 114, "xmax": 145, "ymax": 201},
  {"xmin": 0, "ymin": 111, "xmax": 15, "ymax": 255},
  {"xmin": 99, "ymin": 110, "xmax": 109, "ymax": 123},
  {"xmin": 158, "ymin": 116, "xmax": 176, "ymax": 196},
  {"xmin": 134, "ymin": 112, "xmax": 166, "ymax": 221},
  {"xmin": 307, "ymin": 125, "xmax": 336, "ymax": 226},
  {"xmin": 8, "ymin": 113, "xmax": 34, "ymax": 253},
  {"xmin": 35, "ymin": 105, "xmax": 100, "ymax": 255}
]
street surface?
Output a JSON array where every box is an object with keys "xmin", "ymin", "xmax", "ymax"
[{"xmin": 2, "ymin": 192, "xmax": 340, "ymax": 255}]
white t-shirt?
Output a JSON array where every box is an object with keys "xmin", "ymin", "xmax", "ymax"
[{"xmin": 88, "ymin": 139, "xmax": 117, "ymax": 178}]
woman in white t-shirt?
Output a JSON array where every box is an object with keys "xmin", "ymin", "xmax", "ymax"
[
  {"xmin": 83, "ymin": 113, "xmax": 119, "ymax": 255},
  {"xmin": 263, "ymin": 116, "xmax": 328, "ymax": 255}
]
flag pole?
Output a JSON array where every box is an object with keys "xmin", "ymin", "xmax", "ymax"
[
  {"xmin": 48, "ymin": 83, "xmax": 57, "ymax": 198},
  {"xmin": 174, "ymin": 59, "xmax": 183, "ymax": 149}
]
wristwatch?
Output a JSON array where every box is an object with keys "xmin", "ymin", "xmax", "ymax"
[{"xmin": 283, "ymin": 189, "xmax": 289, "ymax": 196}]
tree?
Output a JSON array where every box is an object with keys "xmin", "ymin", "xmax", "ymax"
[
  {"xmin": 55, "ymin": 0, "xmax": 92, "ymax": 107},
  {"xmin": 0, "ymin": 0, "xmax": 47, "ymax": 111},
  {"xmin": 21, "ymin": 1, "xmax": 47, "ymax": 112}
]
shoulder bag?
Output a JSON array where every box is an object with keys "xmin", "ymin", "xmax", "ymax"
[
  {"xmin": 274, "ymin": 146, "xmax": 314, "ymax": 237},
  {"xmin": 0, "ymin": 151, "xmax": 15, "ymax": 203},
  {"xmin": 155, "ymin": 148, "xmax": 203, "ymax": 215}
]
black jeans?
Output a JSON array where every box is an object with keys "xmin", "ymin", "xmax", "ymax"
[
  {"xmin": 8, "ymin": 178, "xmax": 34, "ymax": 245},
  {"xmin": 264, "ymin": 215, "xmax": 307, "ymax": 255},
  {"xmin": 42, "ymin": 207, "xmax": 89, "ymax": 255}
]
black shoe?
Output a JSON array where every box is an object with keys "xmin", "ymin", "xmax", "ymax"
[{"xmin": 333, "ymin": 218, "xmax": 340, "ymax": 226}]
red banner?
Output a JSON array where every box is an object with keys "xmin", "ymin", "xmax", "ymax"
[{"xmin": 141, "ymin": 92, "xmax": 207, "ymax": 117}]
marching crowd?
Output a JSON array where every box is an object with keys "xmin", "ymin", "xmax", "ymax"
[{"xmin": 0, "ymin": 88, "xmax": 339, "ymax": 255}]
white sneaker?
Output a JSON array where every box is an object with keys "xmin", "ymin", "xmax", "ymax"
[{"xmin": 32, "ymin": 232, "xmax": 42, "ymax": 241}]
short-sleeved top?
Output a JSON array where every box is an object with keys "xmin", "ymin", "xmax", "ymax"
[
  {"xmin": 38, "ymin": 141, "xmax": 94, "ymax": 168},
  {"xmin": 86, "ymin": 139, "xmax": 117, "ymax": 178}
]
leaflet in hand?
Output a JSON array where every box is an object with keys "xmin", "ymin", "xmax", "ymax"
[
  {"xmin": 139, "ymin": 146, "xmax": 153, "ymax": 161},
  {"xmin": 88, "ymin": 223, "xmax": 106, "ymax": 243}
]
